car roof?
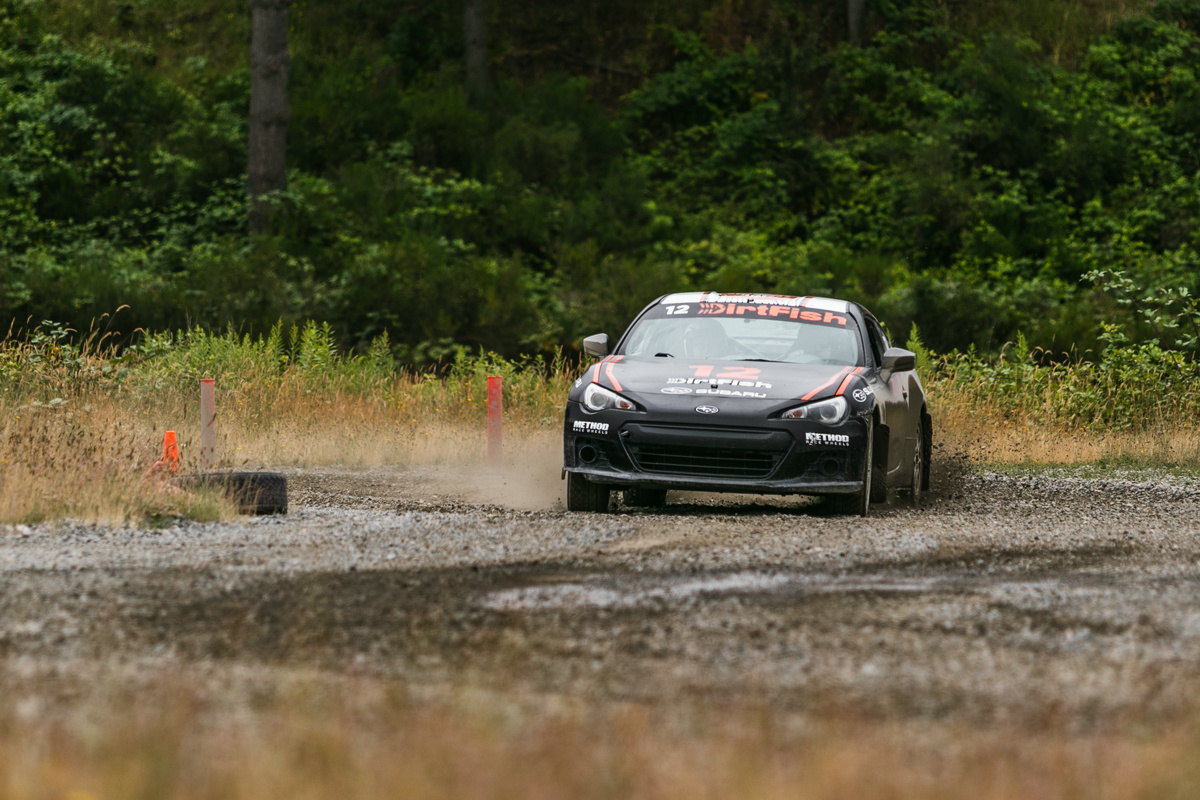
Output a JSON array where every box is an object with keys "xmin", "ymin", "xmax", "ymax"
[{"xmin": 658, "ymin": 291, "xmax": 854, "ymax": 315}]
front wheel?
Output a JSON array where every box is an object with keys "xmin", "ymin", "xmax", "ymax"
[
  {"xmin": 828, "ymin": 416, "xmax": 873, "ymax": 517},
  {"xmin": 899, "ymin": 410, "xmax": 932, "ymax": 507},
  {"xmin": 921, "ymin": 409, "xmax": 933, "ymax": 492},
  {"xmin": 567, "ymin": 472, "xmax": 611, "ymax": 513}
]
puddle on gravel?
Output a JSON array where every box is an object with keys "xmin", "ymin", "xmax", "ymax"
[
  {"xmin": 483, "ymin": 572, "xmax": 795, "ymax": 610},
  {"xmin": 481, "ymin": 572, "xmax": 1095, "ymax": 611}
]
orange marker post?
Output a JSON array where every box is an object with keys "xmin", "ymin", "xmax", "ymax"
[
  {"xmin": 143, "ymin": 430, "xmax": 180, "ymax": 479},
  {"xmin": 487, "ymin": 375, "xmax": 503, "ymax": 465},
  {"xmin": 162, "ymin": 430, "xmax": 180, "ymax": 475}
]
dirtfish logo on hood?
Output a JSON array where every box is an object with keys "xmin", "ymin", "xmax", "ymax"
[{"xmin": 666, "ymin": 377, "xmax": 773, "ymax": 389}]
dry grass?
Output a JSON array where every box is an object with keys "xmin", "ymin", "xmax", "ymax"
[
  {"xmin": 6, "ymin": 322, "xmax": 1200, "ymax": 523},
  {"xmin": 932, "ymin": 395, "xmax": 1200, "ymax": 468},
  {"xmin": 0, "ymin": 401, "xmax": 233, "ymax": 526},
  {"xmin": 7, "ymin": 368, "xmax": 1198, "ymax": 525},
  {"xmin": 0, "ymin": 379, "xmax": 552, "ymax": 524},
  {"xmin": 1, "ymin": 672, "xmax": 1198, "ymax": 800},
  {"xmin": 926, "ymin": 341, "xmax": 1200, "ymax": 468},
  {"xmin": 0, "ymin": 324, "xmax": 576, "ymax": 524}
]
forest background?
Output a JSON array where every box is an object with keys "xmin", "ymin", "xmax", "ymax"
[{"xmin": 2, "ymin": 0, "xmax": 1198, "ymax": 364}]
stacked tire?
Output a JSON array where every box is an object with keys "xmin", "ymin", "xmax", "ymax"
[{"xmin": 172, "ymin": 472, "xmax": 288, "ymax": 515}]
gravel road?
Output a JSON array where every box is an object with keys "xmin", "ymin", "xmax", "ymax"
[{"xmin": 3, "ymin": 462, "xmax": 1200, "ymax": 728}]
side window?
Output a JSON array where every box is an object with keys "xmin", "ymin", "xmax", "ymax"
[{"xmin": 866, "ymin": 318, "xmax": 888, "ymax": 366}]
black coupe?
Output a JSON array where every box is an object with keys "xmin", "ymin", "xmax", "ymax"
[{"xmin": 562, "ymin": 292, "xmax": 931, "ymax": 515}]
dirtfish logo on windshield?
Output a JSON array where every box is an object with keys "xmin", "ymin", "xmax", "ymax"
[{"xmin": 698, "ymin": 303, "xmax": 848, "ymax": 326}]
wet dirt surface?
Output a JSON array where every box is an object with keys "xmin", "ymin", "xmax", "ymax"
[{"xmin": 3, "ymin": 465, "xmax": 1200, "ymax": 728}]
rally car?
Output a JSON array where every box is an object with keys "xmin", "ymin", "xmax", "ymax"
[{"xmin": 562, "ymin": 292, "xmax": 931, "ymax": 515}]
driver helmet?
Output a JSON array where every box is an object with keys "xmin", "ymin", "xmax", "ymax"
[{"xmin": 682, "ymin": 319, "xmax": 728, "ymax": 358}]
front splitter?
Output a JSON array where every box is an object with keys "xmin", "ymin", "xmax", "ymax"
[{"xmin": 565, "ymin": 466, "xmax": 863, "ymax": 496}]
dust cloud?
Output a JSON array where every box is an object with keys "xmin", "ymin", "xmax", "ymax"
[{"xmin": 462, "ymin": 432, "xmax": 566, "ymax": 510}]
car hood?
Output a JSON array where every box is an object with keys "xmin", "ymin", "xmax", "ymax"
[{"xmin": 577, "ymin": 356, "xmax": 868, "ymax": 415}]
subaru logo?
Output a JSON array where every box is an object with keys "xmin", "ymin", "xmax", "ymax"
[
  {"xmin": 695, "ymin": 405, "xmax": 719, "ymax": 414},
  {"xmin": 661, "ymin": 387, "xmax": 692, "ymax": 395}
]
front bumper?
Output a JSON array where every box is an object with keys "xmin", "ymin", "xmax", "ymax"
[{"xmin": 562, "ymin": 403, "xmax": 869, "ymax": 496}]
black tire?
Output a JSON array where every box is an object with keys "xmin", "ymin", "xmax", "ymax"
[
  {"xmin": 623, "ymin": 487, "xmax": 668, "ymax": 508},
  {"xmin": 870, "ymin": 463, "xmax": 888, "ymax": 504},
  {"xmin": 173, "ymin": 471, "xmax": 288, "ymax": 515},
  {"xmin": 829, "ymin": 416, "xmax": 873, "ymax": 517},
  {"xmin": 901, "ymin": 414, "xmax": 924, "ymax": 507},
  {"xmin": 567, "ymin": 472, "xmax": 611, "ymax": 513},
  {"xmin": 900, "ymin": 409, "xmax": 933, "ymax": 505},
  {"xmin": 921, "ymin": 409, "xmax": 933, "ymax": 492}
]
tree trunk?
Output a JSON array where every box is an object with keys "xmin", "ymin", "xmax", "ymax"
[
  {"xmin": 847, "ymin": 0, "xmax": 866, "ymax": 45},
  {"xmin": 464, "ymin": 0, "xmax": 489, "ymax": 102},
  {"xmin": 247, "ymin": 0, "xmax": 291, "ymax": 235}
]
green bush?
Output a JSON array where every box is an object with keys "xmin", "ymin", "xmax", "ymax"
[
  {"xmin": 5, "ymin": 0, "xmax": 1200, "ymax": 363},
  {"xmin": 926, "ymin": 269, "xmax": 1200, "ymax": 430}
]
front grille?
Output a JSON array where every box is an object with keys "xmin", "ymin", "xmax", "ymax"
[{"xmin": 629, "ymin": 443, "xmax": 783, "ymax": 478}]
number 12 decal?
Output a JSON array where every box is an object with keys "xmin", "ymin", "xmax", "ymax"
[{"xmin": 664, "ymin": 305, "xmax": 690, "ymax": 315}]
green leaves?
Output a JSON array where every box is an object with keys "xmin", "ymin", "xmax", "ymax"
[{"xmin": 6, "ymin": 0, "xmax": 1200, "ymax": 363}]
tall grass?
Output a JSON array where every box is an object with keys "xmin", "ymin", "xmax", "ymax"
[
  {"xmin": 5, "ymin": 320, "xmax": 1200, "ymax": 523},
  {"xmin": 0, "ymin": 322, "xmax": 575, "ymax": 524},
  {"xmin": 909, "ymin": 328, "xmax": 1200, "ymax": 465}
]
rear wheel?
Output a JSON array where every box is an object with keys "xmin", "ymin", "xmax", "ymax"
[
  {"xmin": 567, "ymin": 472, "xmax": 611, "ymax": 513},
  {"xmin": 829, "ymin": 417, "xmax": 873, "ymax": 517},
  {"xmin": 624, "ymin": 487, "xmax": 668, "ymax": 508}
]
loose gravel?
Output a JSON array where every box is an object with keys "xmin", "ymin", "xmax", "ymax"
[{"xmin": 2, "ymin": 465, "xmax": 1200, "ymax": 728}]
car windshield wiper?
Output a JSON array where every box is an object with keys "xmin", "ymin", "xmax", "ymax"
[
  {"xmin": 654, "ymin": 352, "xmax": 674, "ymax": 357},
  {"xmin": 737, "ymin": 358, "xmax": 776, "ymax": 362}
]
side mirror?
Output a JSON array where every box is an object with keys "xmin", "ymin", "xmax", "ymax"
[
  {"xmin": 582, "ymin": 333, "xmax": 610, "ymax": 359},
  {"xmin": 881, "ymin": 347, "xmax": 916, "ymax": 373}
]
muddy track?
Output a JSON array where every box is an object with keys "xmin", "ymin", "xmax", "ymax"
[{"xmin": 2, "ymin": 466, "xmax": 1200, "ymax": 728}]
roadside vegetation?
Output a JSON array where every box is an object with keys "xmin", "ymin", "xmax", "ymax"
[
  {"xmin": 0, "ymin": 316, "xmax": 575, "ymax": 523},
  {"xmin": 4, "ymin": 281, "xmax": 1200, "ymax": 524}
]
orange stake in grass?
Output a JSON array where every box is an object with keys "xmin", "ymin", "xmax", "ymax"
[
  {"xmin": 487, "ymin": 376, "xmax": 503, "ymax": 465},
  {"xmin": 146, "ymin": 430, "xmax": 180, "ymax": 478},
  {"xmin": 162, "ymin": 430, "xmax": 180, "ymax": 474}
]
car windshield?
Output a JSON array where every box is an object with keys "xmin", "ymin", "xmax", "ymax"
[{"xmin": 618, "ymin": 300, "xmax": 863, "ymax": 366}]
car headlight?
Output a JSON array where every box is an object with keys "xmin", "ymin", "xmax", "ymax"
[
  {"xmin": 583, "ymin": 383, "xmax": 637, "ymax": 412},
  {"xmin": 781, "ymin": 396, "xmax": 848, "ymax": 424}
]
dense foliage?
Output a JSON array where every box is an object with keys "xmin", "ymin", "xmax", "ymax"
[{"xmin": 3, "ymin": 0, "xmax": 1199, "ymax": 361}]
